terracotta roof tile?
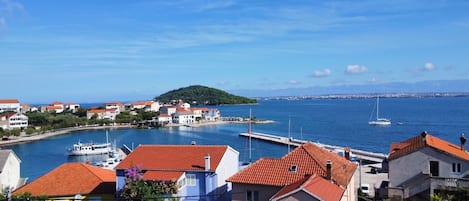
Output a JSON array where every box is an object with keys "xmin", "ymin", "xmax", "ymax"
[
  {"xmin": 88, "ymin": 109, "xmax": 106, "ymax": 113},
  {"xmin": 0, "ymin": 99, "xmax": 19, "ymax": 104},
  {"xmin": 13, "ymin": 163, "xmax": 115, "ymax": 197},
  {"xmin": 116, "ymin": 145, "xmax": 229, "ymax": 172},
  {"xmin": 389, "ymin": 132, "xmax": 469, "ymax": 161},
  {"xmin": 271, "ymin": 174, "xmax": 344, "ymax": 201},
  {"xmin": 227, "ymin": 142, "xmax": 357, "ymax": 188},
  {"xmin": 143, "ymin": 171, "xmax": 184, "ymax": 181}
]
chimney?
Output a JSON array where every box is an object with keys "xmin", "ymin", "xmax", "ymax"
[
  {"xmin": 326, "ymin": 160, "xmax": 332, "ymax": 181},
  {"xmin": 421, "ymin": 131, "xmax": 428, "ymax": 142},
  {"xmin": 204, "ymin": 154, "xmax": 211, "ymax": 171},
  {"xmin": 344, "ymin": 147, "xmax": 351, "ymax": 160},
  {"xmin": 461, "ymin": 133, "xmax": 467, "ymax": 151}
]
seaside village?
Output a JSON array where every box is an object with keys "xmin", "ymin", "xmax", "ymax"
[{"xmin": 2, "ymin": 99, "xmax": 469, "ymax": 201}]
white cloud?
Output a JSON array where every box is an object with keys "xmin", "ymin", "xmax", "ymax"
[
  {"xmin": 368, "ymin": 77, "xmax": 378, "ymax": 83},
  {"xmin": 312, "ymin": 68, "xmax": 331, "ymax": 77},
  {"xmin": 423, "ymin": 62, "xmax": 434, "ymax": 71},
  {"xmin": 287, "ymin": 80, "xmax": 300, "ymax": 85},
  {"xmin": 345, "ymin": 64, "xmax": 368, "ymax": 74}
]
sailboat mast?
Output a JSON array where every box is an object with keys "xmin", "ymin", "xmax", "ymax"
[
  {"xmin": 376, "ymin": 96, "xmax": 380, "ymax": 120},
  {"xmin": 249, "ymin": 108, "xmax": 252, "ymax": 162},
  {"xmin": 288, "ymin": 117, "xmax": 291, "ymax": 153}
]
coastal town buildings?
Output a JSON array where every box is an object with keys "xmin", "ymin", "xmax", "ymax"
[
  {"xmin": 130, "ymin": 101, "xmax": 160, "ymax": 112},
  {"xmin": 0, "ymin": 112, "xmax": 28, "ymax": 130},
  {"xmin": 387, "ymin": 131, "xmax": 469, "ymax": 200},
  {"xmin": 115, "ymin": 144, "xmax": 239, "ymax": 201},
  {"xmin": 45, "ymin": 101, "xmax": 64, "ymax": 113},
  {"xmin": 13, "ymin": 162, "xmax": 116, "ymax": 200},
  {"xmin": 86, "ymin": 108, "xmax": 118, "ymax": 121},
  {"xmin": 0, "ymin": 149, "xmax": 22, "ymax": 192},
  {"xmin": 105, "ymin": 102, "xmax": 125, "ymax": 114},
  {"xmin": 64, "ymin": 103, "xmax": 80, "ymax": 113},
  {"xmin": 227, "ymin": 142, "xmax": 358, "ymax": 201},
  {"xmin": 0, "ymin": 99, "xmax": 21, "ymax": 113}
]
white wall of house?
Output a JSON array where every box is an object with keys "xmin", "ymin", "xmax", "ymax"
[
  {"xmin": 7, "ymin": 113, "xmax": 28, "ymax": 130},
  {"xmin": 0, "ymin": 150, "xmax": 21, "ymax": 191},
  {"xmin": 215, "ymin": 146, "xmax": 239, "ymax": 191},
  {"xmin": 204, "ymin": 109, "xmax": 221, "ymax": 121},
  {"xmin": 341, "ymin": 171, "xmax": 357, "ymax": 201},
  {"xmin": 389, "ymin": 147, "xmax": 469, "ymax": 187},
  {"xmin": 173, "ymin": 113, "xmax": 195, "ymax": 124},
  {"xmin": 0, "ymin": 102, "xmax": 20, "ymax": 113}
]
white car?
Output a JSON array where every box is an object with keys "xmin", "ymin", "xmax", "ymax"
[{"xmin": 361, "ymin": 183, "xmax": 370, "ymax": 196}]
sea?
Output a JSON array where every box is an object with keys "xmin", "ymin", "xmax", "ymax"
[{"xmin": 3, "ymin": 97, "xmax": 469, "ymax": 182}]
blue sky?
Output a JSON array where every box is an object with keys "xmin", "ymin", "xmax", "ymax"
[{"xmin": 1, "ymin": 0, "xmax": 469, "ymax": 103}]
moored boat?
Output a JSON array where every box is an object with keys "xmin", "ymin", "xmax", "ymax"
[{"xmin": 67, "ymin": 131, "xmax": 112, "ymax": 156}]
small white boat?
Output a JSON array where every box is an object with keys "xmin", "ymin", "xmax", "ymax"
[
  {"xmin": 369, "ymin": 96, "xmax": 391, "ymax": 126},
  {"xmin": 67, "ymin": 131, "xmax": 112, "ymax": 156},
  {"xmin": 95, "ymin": 149, "xmax": 123, "ymax": 170}
]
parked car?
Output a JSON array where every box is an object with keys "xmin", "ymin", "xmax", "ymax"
[{"xmin": 360, "ymin": 183, "xmax": 371, "ymax": 196}]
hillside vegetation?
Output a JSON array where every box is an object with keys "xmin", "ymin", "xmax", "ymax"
[{"xmin": 155, "ymin": 85, "xmax": 257, "ymax": 105}]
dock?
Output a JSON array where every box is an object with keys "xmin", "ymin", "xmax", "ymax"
[{"xmin": 239, "ymin": 132, "xmax": 388, "ymax": 164}]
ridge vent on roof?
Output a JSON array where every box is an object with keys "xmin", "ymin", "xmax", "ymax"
[{"xmin": 289, "ymin": 165, "xmax": 298, "ymax": 172}]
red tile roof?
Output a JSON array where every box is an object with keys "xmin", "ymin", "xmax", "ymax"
[
  {"xmin": 0, "ymin": 112, "xmax": 17, "ymax": 119},
  {"xmin": 0, "ymin": 99, "xmax": 19, "ymax": 104},
  {"xmin": 51, "ymin": 101, "xmax": 63, "ymax": 105},
  {"xmin": 88, "ymin": 109, "xmax": 106, "ymax": 113},
  {"xmin": 46, "ymin": 106, "xmax": 63, "ymax": 110},
  {"xmin": 271, "ymin": 174, "xmax": 344, "ymax": 201},
  {"xmin": 388, "ymin": 132, "xmax": 469, "ymax": 161},
  {"xmin": 13, "ymin": 163, "xmax": 115, "ymax": 197},
  {"xmin": 227, "ymin": 142, "xmax": 356, "ymax": 188},
  {"xmin": 143, "ymin": 171, "xmax": 184, "ymax": 181},
  {"xmin": 158, "ymin": 114, "xmax": 171, "ymax": 117},
  {"xmin": 116, "ymin": 145, "xmax": 230, "ymax": 172}
]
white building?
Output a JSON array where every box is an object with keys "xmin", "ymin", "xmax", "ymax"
[
  {"xmin": 87, "ymin": 108, "xmax": 118, "ymax": 121},
  {"xmin": 65, "ymin": 103, "xmax": 80, "ymax": 113},
  {"xmin": 156, "ymin": 114, "xmax": 172, "ymax": 125},
  {"xmin": 387, "ymin": 131, "xmax": 469, "ymax": 200},
  {"xmin": 172, "ymin": 109, "xmax": 195, "ymax": 125},
  {"xmin": 131, "ymin": 101, "xmax": 160, "ymax": 112},
  {"xmin": 203, "ymin": 108, "xmax": 221, "ymax": 121},
  {"xmin": 105, "ymin": 102, "xmax": 125, "ymax": 114},
  {"xmin": 46, "ymin": 101, "xmax": 64, "ymax": 113},
  {"xmin": 0, "ymin": 112, "xmax": 28, "ymax": 130},
  {"xmin": 0, "ymin": 149, "xmax": 21, "ymax": 191},
  {"xmin": 0, "ymin": 99, "xmax": 21, "ymax": 113}
]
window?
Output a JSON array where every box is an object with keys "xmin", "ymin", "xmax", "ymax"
[
  {"xmin": 430, "ymin": 161, "xmax": 439, "ymax": 177},
  {"xmin": 246, "ymin": 190, "xmax": 259, "ymax": 201},
  {"xmin": 453, "ymin": 163, "xmax": 462, "ymax": 173},
  {"xmin": 186, "ymin": 174, "xmax": 196, "ymax": 186}
]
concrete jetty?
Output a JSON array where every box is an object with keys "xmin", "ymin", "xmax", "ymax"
[{"xmin": 239, "ymin": 132, "xmax": 388, "ymax": 164}]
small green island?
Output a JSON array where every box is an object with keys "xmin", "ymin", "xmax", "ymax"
[{"xmin": 155, "ymin": 85, "xmax": 257, "ymax": 105}]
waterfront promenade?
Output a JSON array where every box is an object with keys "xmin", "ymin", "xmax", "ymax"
[
  {"xmin": 239, "ymin": 132, "xmax": 388, "ymax": 164},
  {"xmin": 0, "ymin": 124, "xmax": 132, "ymax": 146}
]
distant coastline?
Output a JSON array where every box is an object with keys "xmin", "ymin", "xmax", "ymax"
[{"xmin": 256, "ymin": 92, "xmax": 469, "ymax": 101}]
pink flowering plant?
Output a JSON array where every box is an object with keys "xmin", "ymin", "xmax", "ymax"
[{"xmin": 120, "ymin": 165, "xmax": 178, "ymax": 201}]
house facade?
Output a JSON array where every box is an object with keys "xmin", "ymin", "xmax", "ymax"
[
  {"xmin": 115, "ymin": 145, "xmax": 239, "ymax": 201},
  {"xmin": 0, "ymin": 149, "xmax": 21, "ymax": 191},
  {"xmin": 105, "ymin": 102, "xmax": 125, "ymax": 114},
  {"xmin": 46, "ymin": 101, "xmax": 64, "ymax": 113},
  {"xmin": 0, "ymin": 112, "xmax": 28, "ymax": 130},
  {"xmin": 227, "ymin": 142, "xmax": 358, "ymax": 201},
  {"xmin": 131, "ymin": 101, "xmax": 160, "ymax": 112},
  {"xmin": 0, "ymin": 99, "xmax": 21, "ymax": 113},
  {"xmin": 173, "ymin": 109, "xmax": 196, "ymax": 125},
  {"xmin": 87, "ymin": 108, "xmax": 118, "ymax": 120},
  {"xmin": 387, "ymin": 131, "xmax": 469, "ymax": 200},
  {"xmin": 13, "ymin": 163, "xmax": 116, "ymax": 200},
  {"xmin": 64, "ymin": 103, "xmax": 80, "ymax": 113}
]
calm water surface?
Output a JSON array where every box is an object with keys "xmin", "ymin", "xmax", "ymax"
[{"xmin": 4, "ymin": 97, "xmax": 469, "ymax": 181}]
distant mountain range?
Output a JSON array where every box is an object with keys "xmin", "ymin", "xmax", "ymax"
[{"xmin": 228, "ymin": 79, "xmax": 469, "ymax": 98}]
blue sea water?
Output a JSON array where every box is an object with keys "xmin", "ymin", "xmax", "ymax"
[{"xmin": 4, "ymin": 97, "xmax": 469, "ymax": 182}]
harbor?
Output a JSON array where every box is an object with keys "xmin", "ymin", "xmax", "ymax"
[{"xmin": 239, "ymin": 132, "xmax": 388, "ymax": 164}]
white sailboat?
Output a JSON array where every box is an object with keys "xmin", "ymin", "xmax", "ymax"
[{"xmin": 368, "ymin": 96, "xmax": 391, "ymax": 126}]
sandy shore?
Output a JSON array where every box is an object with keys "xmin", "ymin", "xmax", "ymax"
[{"xmin": 0, "ymin": 124, "xmax": 132, "ymax": 146}]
